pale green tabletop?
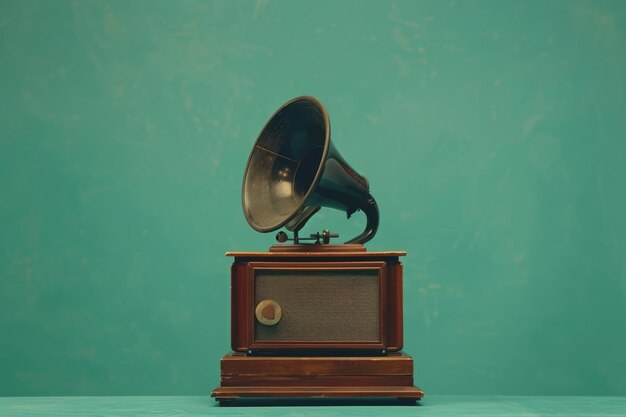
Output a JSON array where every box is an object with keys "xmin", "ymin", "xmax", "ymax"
[{"xmin": 0, "ymin": 396, "xmax": 625, "ymax": 416}]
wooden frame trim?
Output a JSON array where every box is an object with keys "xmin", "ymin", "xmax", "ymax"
[{"xmin": 230, "ymin": 254, "xmax": 404, "ymax": 353}]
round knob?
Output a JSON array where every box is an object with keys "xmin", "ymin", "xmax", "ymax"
[{"xmin": 255, "ymin": 299, "xmax": 282, "ymax": 326}]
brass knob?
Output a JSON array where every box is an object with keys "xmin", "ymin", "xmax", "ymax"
[{"xmin": 255, "ymin": 299, "xmax": 282, "ymax": 326}]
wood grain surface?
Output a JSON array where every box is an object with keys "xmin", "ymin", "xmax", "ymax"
[{"xmin": 220, "ymin": 352, "xmax": 414, "ymax": 376}]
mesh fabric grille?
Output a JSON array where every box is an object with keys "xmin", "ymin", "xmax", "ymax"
[{"xmin": 254, "ymin": 270, "xmax": 380, "ymax": 342}]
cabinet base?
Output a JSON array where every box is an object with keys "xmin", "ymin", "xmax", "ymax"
[{"xmin": 211, "ymin": 351, "xmax": 423, "ymax": 405}]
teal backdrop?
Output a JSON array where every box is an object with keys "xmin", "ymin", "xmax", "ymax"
[{"xmin": 1, "ymin": 0, "xmax": 625, "ymax": 397}]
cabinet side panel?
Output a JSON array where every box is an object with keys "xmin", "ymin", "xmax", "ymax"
[
  {"xmin": 231, "ymin": 262, "xmax": 251, "ymax": 351},
  {"xmin": 386, "ymin": 262, "xmax": 404, "ymax": 351}
]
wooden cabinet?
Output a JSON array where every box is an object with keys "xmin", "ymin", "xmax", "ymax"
[{"xmin": 212, "ymin": 249, "xmax": 423, "ymax": 404}]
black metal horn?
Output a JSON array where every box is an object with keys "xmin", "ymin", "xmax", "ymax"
[{"xmin": 242, "ymin": 96, "xmax": 379, "ymax": 245}]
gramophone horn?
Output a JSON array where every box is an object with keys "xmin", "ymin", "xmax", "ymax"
[{"xmin": 242, "ymin": 96, "xmax": 379, "ymax": 245}]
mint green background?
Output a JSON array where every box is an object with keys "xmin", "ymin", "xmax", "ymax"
[{"xmin": 1, "ymin": 0, "xmax": 625, "ymax": 396}]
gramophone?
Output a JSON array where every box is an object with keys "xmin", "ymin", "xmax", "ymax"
[{"xmin": 211, "ymin": 96, "xmax": 423, "ymax": 404}]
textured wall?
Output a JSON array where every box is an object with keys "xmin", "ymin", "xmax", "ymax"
[{"xmin": 1, "ymin": 0, "xmax": 625, "ymax": 396}]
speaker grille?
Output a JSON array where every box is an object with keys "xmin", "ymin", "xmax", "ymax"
[{"xmin": 254, "ymin": 270, "xmax": 380, "ymax": 342}]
